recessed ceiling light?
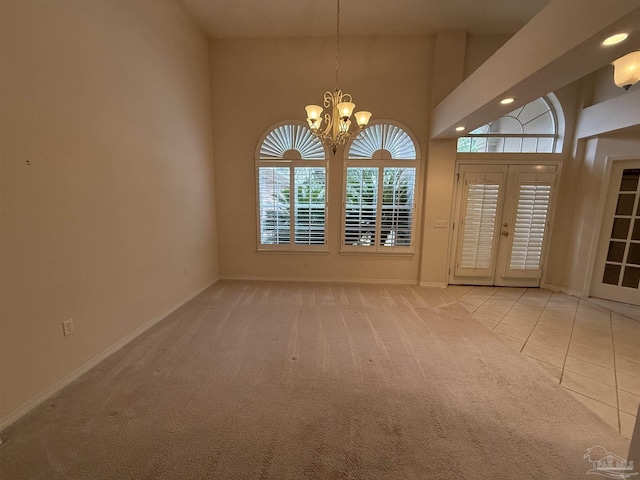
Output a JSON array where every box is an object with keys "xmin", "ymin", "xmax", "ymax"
[
  {"xmin": 455, "ymin": 126, "xmax": 465, "ymax": 132},
  {"xmin": 500, "ymin": 98, "xmax": 515, "ymax": 105},
  {"xmin": 603, "ymin": 33, "xmax": 628, "ymax": 46}
]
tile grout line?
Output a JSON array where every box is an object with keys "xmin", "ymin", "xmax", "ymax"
[
  {"xmin": 464, "ymin": 286, "xmax": 508, "ymax": 329},
  {"xmin": 519, "ymin": 289, "xmax": 556, "ymax": 354},
  {"xmin": 494, "ymin": 287, "xmax": 528, "ymax": 323},
  {"xmin": 482, "ymin": 287, "xmax": 529, "ymax": 336},
  {"xmin": 581, "ymin": 296, "xmax": 640, "ymax": 324},
  {"xmin": 467, "ymin": 286, "xmax": 501, "ymax": 314},
  {"xmin": 563, "ymin": 344, "xmax": 616, "ymax": 370},
  {"xmin": 609, "ymin": 307, "xmax": 622, "ymax": 434},
  {"xmin": 494, "ymin": 287, "xmax": 532, "ymax": 350},
  {"xmin": 557, "ymin": 295, "xmax": 580, "ymax": 386}
]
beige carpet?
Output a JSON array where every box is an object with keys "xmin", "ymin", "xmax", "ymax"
[{"xmin": 0, "ymin": 281, "xmax": 632, "ymax": 479}]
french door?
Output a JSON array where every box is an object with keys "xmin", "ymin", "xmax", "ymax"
[
  {"xmin": 449, "ymin": 163, "xmax": 558, "ymax": 287},
  {"xmin": 591, "ymin": 160, "xmax": 640, "ymax": 305}
]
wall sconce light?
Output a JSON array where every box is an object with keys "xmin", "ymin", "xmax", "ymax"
[{"xmin": 612, "ymin": 51, "xmax": 640, "ymax": 90}]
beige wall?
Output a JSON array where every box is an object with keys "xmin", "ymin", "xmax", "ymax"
[
  {"xmin": 463, "ymin": 34, "xmax": 510, "ymax": 80},
  {"xmin": 556, "ymin": 133, "xmax": 640, "ymax": 296},
  {"xmin": 211, "ymin": 36, "xmax": 432, "ymax": 283},
  {"xmin": 588, "ymin": 65, "xmax": 640, "ymax": 107},
  {"xmin": 0, "ymin": 0, "xmax": 217, "ymax": 423}
]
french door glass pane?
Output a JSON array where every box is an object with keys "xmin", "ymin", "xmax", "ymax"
[
  {"xmin": 612, "ymin": 218, "xmax": 631, "ymax": 239},
  {"xmin": 622, "ymin": 267, "xmax": 640, "ymax": 289},
  {"xmin": 616, "ymin": 194, "xmax": 636, "ymax": 215},
  {"xmin": 620, "ymin": 170, "xmax": 639, "ymax": 191},
  {"xmin": 628, "ymin": 243, "xmax": 640, "ymax": 265},
  {"xmin": 603, "ymin": 264, "xmax": 622, "ymax": 285},
  {"xmin": 607, "ymin": 241, "xmax": 626, "ymax": 262}
]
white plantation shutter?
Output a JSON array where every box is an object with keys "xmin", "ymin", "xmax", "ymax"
[
  {"xmin": 348, "ymin": 124, "xmax": 417, "ymax": 160},
  {"xmin": 455, "ymin": 172, "xmax": 504, "ymax": 277},
  {"xmin": 258, "ymin": 167, "xmax": 291, "ymax": 245},
  {"xmin": 381, "ymin": 167, "xmax": 416, "ymax": 247},
  {"xmin": 294, "ymin": 167, "xmax": 326, "ymax": 245},
  {"xmin": 260, "ymin": 124, "xmax": 325, "ymax": 160},
  {"xmin": 344, "ymin": 168, "xmax": 378, "ymax": 246},
  {"xmin": 505, "ymin": 173, "xmax": 555, "ymax": 277},
  {"xmin": 256, "ymin": 123, "xmax": 327, "ymax": 251}
]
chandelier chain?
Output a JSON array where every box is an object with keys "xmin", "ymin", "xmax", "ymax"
[
  {"xmin": 335, "ymin": 0, "xmax": 340, "ymax": 91},
  {"xmin": 304, "ymin": 0, "xmax": 370, "ymax": 155}
]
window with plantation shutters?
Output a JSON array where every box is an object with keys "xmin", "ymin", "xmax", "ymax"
[
  {"xmin": 509, "ymin": 183, "xmax": 551, "ymax": 271},
  {"xmin": 455, "ymin": 172, "xmax": 504, "ymax": 277},
  {"xmin": 256, "ymin": 123, "xmax": 328, "ymax": 252},
  {"xmin": 342, "ymin": 122, "xmax": 419, "ymax": 253},
  {"xmin": 460, "ymin": 181, "xmax": 501, "ymax": 269}
]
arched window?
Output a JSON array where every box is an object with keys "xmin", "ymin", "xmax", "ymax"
[
  {"xmin": 342, "ymin": 122, "xmax": 419, "ymax": 253},
  {"xmin": 256, "ymin": 123, "xmax": 328, "ymax": 251},
  {"xmin": 457, "ymin": 95, "xmax": 563, "ymax": 153}
]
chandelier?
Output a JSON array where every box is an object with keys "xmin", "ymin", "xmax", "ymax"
[{"xmin": 305, "ymin": 0, "xmax": 371, "ymax": 154}]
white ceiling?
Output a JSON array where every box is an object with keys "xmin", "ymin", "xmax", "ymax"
[{"xmin": 180, "ymin": 0, "xmax": 552, "ymax": 39}]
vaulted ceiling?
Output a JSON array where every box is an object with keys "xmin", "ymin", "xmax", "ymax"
[
  {"xmin": 180, "ymin": 0, "xmax": 551, "ymax": 38},
  {"xmin": 181, "ymin": 0, "xmax": 640, "ymax": 139}
]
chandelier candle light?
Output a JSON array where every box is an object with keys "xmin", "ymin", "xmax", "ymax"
[{"xmin": 305, "ymin": 0, "xmax": 371, "ymax": 154}]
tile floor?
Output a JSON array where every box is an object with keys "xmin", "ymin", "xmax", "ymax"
[{"xmin": 452, "ymin": 286, "xmax": 640, "ymax": 440}]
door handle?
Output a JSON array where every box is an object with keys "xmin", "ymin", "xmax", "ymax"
[{"xmin": 501, "ymin": 231, "xmax": 509, "ymax": 236}]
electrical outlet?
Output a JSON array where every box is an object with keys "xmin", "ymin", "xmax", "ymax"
[
  {"xmin": 434, "ymin": 220, "xmax": 449, "ymax": 228},
  {"xmin": 183, "ymin": 266, "xmax": 188, "ymax": 275},
  {"xmin": 62, "ymin": 319, "xmax": 74, "ymax": 336},
  {"xmin": 305, "ymin": 260, "xmax": 311, "ymax": 268}
]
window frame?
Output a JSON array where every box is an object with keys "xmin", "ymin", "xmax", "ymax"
[
  {"xmin": 255, "ymin": 121, "xmax": 330, "ymax": 253},
  {"xmin": 341, "ymin": 120, "xmax": 421, "ymax": 255},
  {"xmin": 456, "ymin": 95, "xmax": 563, "ymax": 154}
]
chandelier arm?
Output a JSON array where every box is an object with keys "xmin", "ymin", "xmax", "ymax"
[
  {"xmin": 323, "ymin": 91, "xmax": 333, "ymax": 108},
  {"xmin": 322, "ymin": 112, "xmax": 332, "ymax": 135}
]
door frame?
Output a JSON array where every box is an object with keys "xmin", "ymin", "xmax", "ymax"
[
  {"xmin": 448, "ymin": 157, "xmax": 562, "ymax": 287},
  {"xmin": 587, "ymin": 156, "xmax": 640, "ymax": 302}
]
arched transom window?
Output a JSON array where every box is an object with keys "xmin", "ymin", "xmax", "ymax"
[
  {"xmin": 457, "ymin": 96, "xmax": 561, "ymax": 153},
  {"xmin": 256, "ymin": 123, "xmax": 328, "ymax": 251},
  {"xmin": 342, "ymin": 122, "xmax": 419, "ymax": 253}
]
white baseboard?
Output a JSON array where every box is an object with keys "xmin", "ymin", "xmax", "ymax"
[
  {"xmin": 220, "ymin": 275, "xmax": 416, "ymax": 285},
  {"xmin": 0, "ymin": 279, "xmax": 217, "ymax": 433},
  {"xmin": 418, "ymin": 282, "xmax": 448, "ymax": 288},
  {"xmin": 540, "ymin": 282, "xmax": 585, "ymax": 298}
]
